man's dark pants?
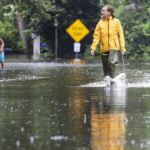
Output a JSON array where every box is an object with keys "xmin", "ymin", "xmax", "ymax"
[{"xmin": 101, "ymin": 50, "xmax": 118, "ymax": 78}]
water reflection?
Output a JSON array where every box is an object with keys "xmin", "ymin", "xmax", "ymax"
[
  {"xmin": 91, "ymin": 87, "xmax": 126, "ymax": 150},
  {"xmin": 1, "ymin": 57, "xmax": 150, "ymax": 149},
  {"xmin": 67, "ymin": 59, "xmax": 87, "ymax": 64}
]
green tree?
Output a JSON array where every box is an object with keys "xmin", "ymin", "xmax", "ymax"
[
  {"xmin": 32, "ymin": 0, "xmax": 100, "ymax": 58},
  {"xmin": 1, "ymin": 0, "xmax": 56, "ymax": 54},
  {"xmin": 114, "ymin": 0, "xmax": 150, "ymax": 59},
  {"xmin": 0, "ymin": 3, "xmax": 23, "ymax": 52}
]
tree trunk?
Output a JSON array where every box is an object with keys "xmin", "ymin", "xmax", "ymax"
[{"xmin": 16, "ymin": 11, "xmax": 28, "ymax": 54}]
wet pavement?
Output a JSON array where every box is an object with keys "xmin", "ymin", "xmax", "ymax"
[{"xmin": 0, "ymin": 56, "xmax": 150, "ymax": 150}]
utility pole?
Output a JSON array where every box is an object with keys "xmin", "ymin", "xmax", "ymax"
[{"xmin": 54, "ymin": 19, "xmax": 58, "ymax": 59}]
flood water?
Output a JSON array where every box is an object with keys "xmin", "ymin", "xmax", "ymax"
[{"xmin": 1, "ymin": 56, "xmax": 150, "ymax": 150}]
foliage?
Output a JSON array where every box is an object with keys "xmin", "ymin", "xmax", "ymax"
[
  {"xmin": 31, "ymin": 0, "xmax": 100, "ymax": 58},
  {"xmin": 0, "ymin": 5, "xmax": 23, "ymax": 52},
  {"xmin": 1, "ymin": 0, "xmax": 56, "ymax": 53},
  {"xmin": 1, "ymin": 0, "xmax": 150, "ymax": 59},
  {"xmin": 0, "ymin": 21, "xmax": 23, "ymax": 52},
  {"xmin": 2, "ymin": 0, "xmax": 56, "ymax": 20},
  {"xmin": 114, "ymin": 0, "xmax": 150, "ymax": 59}
]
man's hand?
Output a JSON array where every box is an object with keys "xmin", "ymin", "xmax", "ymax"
[
  {"xmin": 122, "ymin": 51, "xmax": 125, "ymax": 56},
  {"xmin": 90, "ymin": 49, "xmax": 95, "ymax": 56}
]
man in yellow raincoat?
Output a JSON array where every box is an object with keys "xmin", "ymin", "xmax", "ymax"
[{"xmin": 91, "ymin": 5, "xmax": 126, "ymax": 79}]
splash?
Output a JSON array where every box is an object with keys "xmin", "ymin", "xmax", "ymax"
[
  {"xmin": 110, "ymin": 73, "xmax": 126, "ymax": 87},
  {"xmin": 80, "ymin": 80, "xmax": 150, "ymax": 88},
  {"xmin": 104, "ymin": 73, "xmax": 126, "ymax": 87},
  {"xmin": 79, "ymin": 73, "xmax": 150, "ymax": 88},
  {"xmin": 80, "ymin": 73, "xmax": 126, "ymax": 87},
  {"xmin": 0, "ymin": 75, "xmax": 48, "ymax": 82}
]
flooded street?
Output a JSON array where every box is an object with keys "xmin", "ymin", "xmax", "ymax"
[{"xmin": 0, "ymin": 56, "xmax": 150, "ymax": 150}]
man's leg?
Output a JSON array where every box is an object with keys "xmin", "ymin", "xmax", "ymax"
[
  {"xmin": 101, "ymin": 53, "xmax": 110, "ymax": 77},
  {"xmin": 0, "ymin": 52, "xmax": 4, "ymax": 70},
  {"xmin": 1, "ymin": 62, "xmax": 4, "ymax": 70},
  {"xmin": 108, "ymin": 49, "xmax": 118, "ymax": 78},
  {"xmin": 101, "ymin": 53, "xmax": 115, "ymax": 78},
  {"xmin": 108, "ymin": 62, "xmax": 115, "ymax": 78}
]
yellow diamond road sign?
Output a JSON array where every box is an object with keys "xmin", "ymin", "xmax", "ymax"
[{"xmin": 66, "ymin": 19, "xmax": 89, "ymax": 43}]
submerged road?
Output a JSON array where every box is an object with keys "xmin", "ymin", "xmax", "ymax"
[{"xmin": 0, "ymin": 57, "xmax": 150, "ymax": 150}]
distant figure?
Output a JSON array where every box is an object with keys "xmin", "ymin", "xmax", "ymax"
[{"xmin": 0, "ymin": 38, "xmax": 4, "ymax": 70}]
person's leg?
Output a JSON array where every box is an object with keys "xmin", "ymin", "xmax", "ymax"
[
  {"xmin": 108, "ymin": 49, "xmax": 118, "ymax": 78},
  {"xmin": 1, "ymin": 62, "xmax": 4, "ymax": 70},
  {"xmin": 101, "ymin": 53, "xmax": 110, "ymax": 77},
  {"xmin": 0, "ymin": 52, "xmax": 4, "ymax": 70},
  {"xmin": 101, "ymin": 53, "xmax": 115, "ymax": 78},
  {"xmin": 108, "ymin": 62, "xmax": 115, "ymax": 78}
]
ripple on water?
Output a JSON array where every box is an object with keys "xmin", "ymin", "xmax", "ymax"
[
  {"xmin": 79, "ymin": 81, "xmax": 150, "ymax": 88},
  {"xmin": 0, "ymin": 75, "xmax": 47, "ymax": 82}
]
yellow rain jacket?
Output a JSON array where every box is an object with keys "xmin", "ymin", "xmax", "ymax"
[{"xmin": 91, "ymin": 16, "xmax": 126, "ymax": 53}]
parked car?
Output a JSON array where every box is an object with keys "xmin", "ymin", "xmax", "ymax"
[{"xmin": 4, "ymin": 47, "xmax": 13, "ymax": 54}]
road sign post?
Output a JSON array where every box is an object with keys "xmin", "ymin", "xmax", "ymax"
[
  {"xmin": 54, "ymin": 19, "xmax": 58, "ymax": 59},
  {"xmin": 66, "ymin": 19, "xmax": 89, "ymax": 59},
  {"xmin": 74, "ymin": 43, "xmax": 81, "ymax": 59}
]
